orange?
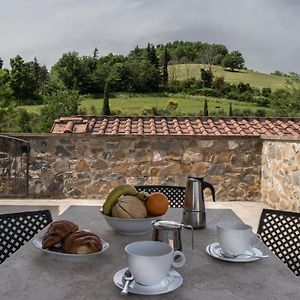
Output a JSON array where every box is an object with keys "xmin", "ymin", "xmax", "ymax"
[{"xmin": 145, "ymin": 192, "xmax": 169, "ymax": 216}]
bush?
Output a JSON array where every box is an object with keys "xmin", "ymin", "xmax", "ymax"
[
  {"xmin": 212, "ymin": 76, "xmax": 226, "ymax": 96},
  {"xmin": 198, "ymin": 88, "xmax": 220, "ymax": 97},
  {"xmin": 90, "ymin": 105, "xmax": 98, "ymax": 115},
  {"xmin": 226, "ymin": 91, "xmax": 240, "ymax": 100},
  {"xmin": 241, "ymin": 108, "xmax": 253, "ymax": 116},
  {"xmin": 261, "ymin": 87, "xmax": 272, "ymax": 98},
  {"xmin": 165, "ymin": 100, "xmax": 178, "ymax": 112},
  {"xmin": 232, "ymin": 108, "xmax": 241, "ymax": 116},
  {"xmin": 238, "ymin": 91, "xmax": 255, "ymax": 102},
  {"xmin": 255, "ymin": 109, "xmax": 266, "ymax": 117},
  {"xmin": 255, "ymin": 96, "xmax": 270, "ymax": 107}
]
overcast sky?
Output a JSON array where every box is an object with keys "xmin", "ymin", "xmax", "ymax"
[{"xmin": 0, "ymin": 0, "xmax": 299, "ymax": 73}]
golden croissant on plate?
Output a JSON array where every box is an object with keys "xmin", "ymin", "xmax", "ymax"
[
  {"xmin": 62, "ymin": 230, "xmax": 102, "ymax": 254},
  {"xmin": 42, "ymin": 220, "xmax": 79, "ymax": 249}
]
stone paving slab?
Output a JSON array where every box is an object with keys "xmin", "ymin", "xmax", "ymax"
[{"xmin": 0, "ymin": 199, "xmax": 269, "ymax": 231}]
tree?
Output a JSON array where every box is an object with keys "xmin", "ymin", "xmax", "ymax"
[
  {"xmin": 146, "ymin": 43, "xmax": 159, "ymax": 67},
  {"xmin": 93, "ymin": 47, "xmax": 99, "ymax": 60},
  {"xmin": 229, "ymin": 101, "xmax": 233, "ymax": 116},
  {"xmin": 272, "ymin": 87, "xmax": 300, "ymax": 116},
  {"xmin": 203, "ymin": 98, "xmax": 208, "ymax": 116},
  {"xmin": 162, "ymin": 46, "xmax": 171, "ymax": 86},
  {"xmin": 0, "ymin": 58, "xmax": 3, "ymax": 69},
  {"xmin": 213, "ymin": 76, "xmax": 226, "ymax": 96},
  {"xmin": 200, "ymin": 68, "xmax": 213, "ymax": 88},
  {"xmin": 102, "ymin": 81, "xmax": 111, "ymax": 115},
  {"xmin": 0, "ymin": 69, "xmax": 14, "ymax": 106},
  {"xmin": 92, "ymin": 48, "xmax": 99, "ymax": 71},
  {"xmin": 150, "ymin": 45, "xmax": 159, "ymax": 68},
  {"xmin": 51, "ymin": 51, "xmax": 83, "ymax": 89},
  {"xmin": 222, "ymin": 51, "xmax": 245, "ymax": 71},
  {"xmin": 15, "ymin": 108, "xmax": 32, "ymax": 132},
  {"xmin": 29, "ymin": 57, "xmax": 49, "ymax": 97},
  {"xmin": 39, "ymin": 88, "xmax": 80, "ymax": 132},
  {"xmin": 9, "ymin": 55, "xmax": 36, "ymax": 101}
]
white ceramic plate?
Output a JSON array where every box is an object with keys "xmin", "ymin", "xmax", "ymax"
[
  {"xmin": 113, "ymin": 267, "xmax": 183, "ymax": 295},
  {"xmin": 206, "ymin": 242, "xmax": 263, "ymax": 262},
  {"xmin": 32, "ymin": 235, "xmax": 109, "ymax": 257}
]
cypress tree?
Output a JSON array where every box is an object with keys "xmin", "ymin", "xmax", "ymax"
[
  {"xmin": 162, "ymin": 46, "xmax": 170, "ymax": 86},
  {"xmin": 102, "ymin": 82, "xmax": 111, "ymax": 115},
  {"xmin": 150, "ymin": 45, "xmax": 159, "ymax": 68},
  {"xmin": 204, "ymin": 98, "xmax": 208, "ymax": 116},
  {"xmin": 146, "ymin": 42, "xmax": 152, "ymax": 61},
  {"xmin": 133, "ymin": 46, "xmax": 141, "ymax": 59},
  {"xmin": 229, "ymin": 101, "xmax": 233, "ymax": 116}
]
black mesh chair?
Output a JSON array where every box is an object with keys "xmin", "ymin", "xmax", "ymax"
[
  {"xmin": 135, "ymin": 185, "xmax": 186, "ymax": 208},
  {"xmin": 0, "ymin": 210, "xmax": 52, "ymax": 264},
  {"xmin": 257, "ymin": 208, "xmax": 300, "ymax": 276}
]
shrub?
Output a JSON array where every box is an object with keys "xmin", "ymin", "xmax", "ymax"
[
  {"xmin": 255, "ymin": 109, "xmax": 266, "ymax": 117},
  {"xmin": 226, "ymin": 91, "xmax": 240, "ymax": 100},
  {"xmin": 90, "ymin": 105, "xmax": 98, "ymax": 115},
  {"xmin": 212, "ymin": 76, "xmax": 226, "ymax": 96},
  {"xmin": 232, "ymin": 108, "xmax": 241, "ymax": 116},
  {"xmin": 261, "ymin": 87, "xmax": 272, "ymax": 98},
  {"xmin": 255, "ymin": 96, "xmax": 270, "ymax": 107},
  {"xmin": 241, "ymin": 108, "xmax": 253, "ymax": 116},
  {"xmin": 238, "ymin": 91, "xmax": 255, "ymax": 102},
  {"xmin": 165, "ymin": 100, "xmax": 178, "ymax": 112},
  {"xmin": 198, "ymin": 88, "xmax": 220, "ymax": 97}
]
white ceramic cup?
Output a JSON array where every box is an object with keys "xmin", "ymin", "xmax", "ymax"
[
  {"xmin": 217, "ymin": 221, "xmax": 258, "ymax": 256},
  {"xmin": 125, "ymin": 240, "xmax": 186, "ymax": 286}
]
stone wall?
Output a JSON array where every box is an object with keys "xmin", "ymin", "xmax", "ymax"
[
  {"xmin": 261, "ymin": 140, "xmax": 300, "ymax": 212},
  {"xmin": 16, "ymin": 135, "xmax": 262, "ymax": 201}
]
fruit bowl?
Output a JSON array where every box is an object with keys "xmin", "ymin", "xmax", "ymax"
[{"xmin": 101, "ymin": 210, "xmax": 162, "ymax": 235}]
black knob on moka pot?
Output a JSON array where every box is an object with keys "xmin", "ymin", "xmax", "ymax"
[{"xmin": 182, "ymin": 176, "xmax": 216, "ymax": 229}]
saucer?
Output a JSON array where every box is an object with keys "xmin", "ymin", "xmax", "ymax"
[
  {"xmin": 206, "ymin": 242, "xmax": 263, "ymax": 262},
  {"xmin": 113, "ymin": 267, "xmax": 183, "ymax": 295}
]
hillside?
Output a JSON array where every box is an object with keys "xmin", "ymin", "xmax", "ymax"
[
  {"xmin": 169, "ymin": 64, "xmax": 300, "ymax": 90},
  {"xmin": 22, "ymin": 93, "xmax": 275, "ymax": 117}
]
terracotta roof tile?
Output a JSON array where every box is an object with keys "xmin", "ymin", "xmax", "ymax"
[{"xmin": 50, "ymin": 116, "xmax": 300, "ymax": 139}]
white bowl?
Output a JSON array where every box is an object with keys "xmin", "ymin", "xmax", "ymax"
[{"xmin": 101, "ymin": 210, "xmax": 162, "ymax": 235}]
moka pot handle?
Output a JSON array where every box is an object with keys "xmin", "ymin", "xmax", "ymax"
[{"xmin": 202, "ymin": 181, "xmax": 216, "ymax": 202}]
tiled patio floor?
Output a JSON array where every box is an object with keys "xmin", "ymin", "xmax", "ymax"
[{"xmin": 0, "ymin": 199, "xmax": 270, "ymax": 231}]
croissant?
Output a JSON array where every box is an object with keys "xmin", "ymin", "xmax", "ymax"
[
  {"xmin": 42, "ymin": 220, "xmax": 79, "ymax": 249},
  {"xmin": 62, "ymin": 230, "xmax": 102, "ymax": 254}
]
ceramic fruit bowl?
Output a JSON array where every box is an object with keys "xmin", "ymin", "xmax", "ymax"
[{"xmin": 101, "ymin": 210, "xmax": 162, "ymax": 235}]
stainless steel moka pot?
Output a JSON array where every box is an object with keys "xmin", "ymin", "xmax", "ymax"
[
  {"xmin": 182, "ymin": 176, "xmax": 216, "ymax": 229},
  {"xmin": 152, "ymin": 220, "xmax": 194, "ymax": 251}
]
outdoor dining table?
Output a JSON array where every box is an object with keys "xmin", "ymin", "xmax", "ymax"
[{"xmin": 0, "ymin": 206, "xmax": 299, "ymax": 300}]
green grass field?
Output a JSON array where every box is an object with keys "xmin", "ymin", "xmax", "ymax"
[
  {"xmin": 23, "ymin": 93, "xmax": 275, "ymax": 116},
  {"xmin": 169, "ymin": 64, "xmax": 300, "ymax": 90}
]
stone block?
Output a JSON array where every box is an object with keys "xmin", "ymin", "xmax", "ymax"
[
  {"xmin": 52, "ymin": 159, "xmax": 70, "ymax": 173},
  {"xmin": 93, "ymin": 159, "xmax": 108, "ymax": 170},
  {"xmin": 228, "ymin": 140, "xmax": 239, "ymax": 150},
  {"xmin": 182, "ymin": 150, "xmax": 202, "ymax": 163},
  {"xmin": 75, "ymin": 159, "xmax": 90, "ymax": 172}
]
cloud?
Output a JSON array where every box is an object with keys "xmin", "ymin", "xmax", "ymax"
[{"xmin": 0, "ymin": 0, "xmax": 299, "ymax": 73}]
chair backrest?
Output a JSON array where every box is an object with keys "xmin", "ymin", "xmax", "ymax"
[
  {"xmin": 0, "ymin": 210, "xmax": 52, "ymax": 264},
  {"xmin": 257, "ymin": 208, "xmax": 300, "ymax": 276},
  {"xmin": 135, "ymin": 185, "xmax": 186, "ymax": 208}
]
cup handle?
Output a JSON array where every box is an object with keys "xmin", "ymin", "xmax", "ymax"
[
  {"xmin": 172, "ymin": 251, "xmax": 186, "ymax": 268},
  {"xmin": 251, "ymin": 232, "xmax": 262, "ymax": 248}
]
